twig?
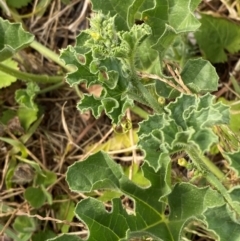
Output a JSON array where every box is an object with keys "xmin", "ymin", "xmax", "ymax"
[{"xmin": 137, "ymin": 72, "xmax": 185, "ymax": 93}]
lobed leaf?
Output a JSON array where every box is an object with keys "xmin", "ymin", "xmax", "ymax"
[
  {"xmin": 90, "ymin": 0, "xmax": 134, "ymax": 31},
  {"xmin": 142, "ymin": 0, "xmax": 201, "ymax": 44},
  {"xmin": 0, "ymin": 58, "xmax": 18, "ymax": 88},
  {"xmin": 0, "ymin": 17, "xmax": 34, "ymax": 62},
  {"xmin": 223, "ymin": 150, "xmax": 240, "ymax": 176},
  {"xmin": 15, "ymin": 82, "xmax": 39, "ymax": 130},
  {"xmin": 168, "ymin": 0, "xmax": 201, "ymax": 33},
  {"xmin": 195, "ymin": 14, "xmax": 240, "ymax": 63},
  {"xmin": 47, "ymin": 151, "xmax": 226, "ymax": 241},
  {"xmin": 204, "ymin": 205, "xmax": 240, "ymax": 241},
  {"xmin": 138, "ymin": 93, "xmax": 229, "ymax": 171}
]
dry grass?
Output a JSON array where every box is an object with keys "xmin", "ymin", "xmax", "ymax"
[{"xmin": 0, "ymin": 0, "xmax": 240, "ymax": 240}]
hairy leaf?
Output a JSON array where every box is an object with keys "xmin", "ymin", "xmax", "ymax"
[{"xmin": 138, "ymin": 93, "xmax": 229, "ymax": 171}]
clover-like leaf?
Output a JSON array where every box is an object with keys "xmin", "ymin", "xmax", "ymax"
[{"xmin": 0, "ymin": 17, "xmax": 34, "ymax": 62}]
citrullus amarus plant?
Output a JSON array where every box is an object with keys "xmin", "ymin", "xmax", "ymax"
[{"xmin": 49, "ymin": 0, "xmax": 240, "ymax": 240}]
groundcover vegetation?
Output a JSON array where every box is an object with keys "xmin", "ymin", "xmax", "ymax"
[{"xmin": 1, "ymin": 0, "xmax": 240, "ymax": 241}]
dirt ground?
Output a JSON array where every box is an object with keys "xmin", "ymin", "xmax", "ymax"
[{"xmin": 0, "ymin": 0, "xmax": 240, "ymax": 240}]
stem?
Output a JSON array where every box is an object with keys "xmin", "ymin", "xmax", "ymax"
[
  {"xmin": 131, "ymin": 77, "xmax": 164, "ymax": 114},
  {"xmin": 0, "ymin": 224, "xmax": 22, "ymax": 241},
  {"xmin": 205, "ymin": 171, "xmax": 240, "ymax": 216},
  {"xmin": 130, "ymin": 105, "xmax": 149, "ymax": 119},
  {"xmin": 0, "ymin": 62, "xmax": 63, "ymax": 83},
  {"xmin": 187, "ymin": 146, "xmax": 240, "ymax": 216},
  {"xmin": 186, "ymin": 146, "xmax": 225, "ymax": 181},
  {"xmin": 30, "ymin": 41, "xmax": 74, "ymax": 72},
  {"xmin": 37, "ymin": 81, "xmax": 65, "ymax": 94},
  {"xmin": 127, "ymin": 39, "xmax": 164, "ymax": 114}
]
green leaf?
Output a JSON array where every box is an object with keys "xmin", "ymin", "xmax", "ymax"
[
  {"xmin": 97, "ymin": 190, "xmax": 122, "ymax": 202},
  {"xmin": 224, "ymin": 150, "xmax": 240, "ymax": 176},
  {"xmin": 142, "ymin": 0, "xmax": 169, "ymax": 44},
  {"xmin": 15, "ymin": 82, "xmax": 40, "ymax": 109},
  {"xmin": 61, "ymin": 40, "xmax": 134, "ymax": 124},
  {"xmin": 35, "ymin": 169, "xmax": 57, "ymax": 186},
  {"xmin": 0, "ymin": 137, "xmax": 28, "ymax": 157},
  {"xmin": 60, "ymin": 47, "xmax": 95, "ymax": 87},
  {"xmin": 219, "ymin": 98, "xmax": 240, "ymax": 133},
  {"xmin": 13, "ymin": 216, "xmax": 36, "ymax": 234},
  {"xmin": 195, "ymin": 14, "xmax": 240, "ymax": 63},
  {"xmin": 15, "ymin": 156, "xmax": 43, "ymax": 175},
  {"xmin": 203, "ymin": 205, "xmax": 240, "ymax": 241},
  {"xmin": 6, "ymin": 0, "xmax": 33, "ymax": 8},
  {"xmin": 32, "ymin": 230, "xmax": 56, "ymax": 241},
  {"xmin": 0, "ymin": 58, "xmax": 18, "ymax": 88},
  {"xmin": 168, "ymin": 0, "xmax": 201, "ymax": 33},
  {"xmin": 229, "ymin": 187, "xmax": 240, "ymax": 203},
  {"xmin": 168, "ymin": 183, "xmax": 225, "ymax": 237},
  {"xmin": 0, "ymin": 109, "xmax": 16, "ymax": 125},
  {"xmin": 48, "ymin": 235, "xmax": 83, "ymax": 241},
  {"xmin": 138, "ymin": 93, "xmax": 229, "ymax": 171},
  {"xmin": 0, "ymin": 17, "xmax": 34, "ymax": 62},
  {"xmin": 17, "ymin": 107, "xmax": 38, "ymax": 131},
  {"xmin": 15, "ymin": 82, "xmax": 39, "ymax": 130},
  {"xmin": 90, "ymin": 0, "xmax": 134, "ymax": 31},
  {"xmin": 123, "ymin": 163, "xmax": 150, "ymax": 187},
  {"xmin": 40, "ymin": 185, "xmax": 53, "ymax": 205},
  {"xmin": 64, "ymin": 151, "xmax": 226, "ymax": 240},
  {"xmin": 136, "ymin": 39, "xmax": 162, "ymax": 75},
  {"xmin": 142, "ymin": 0, "xmax": 201, "ymax": 44},
  {"xmin": 61, "ymin": 0, "xmax": 71, "ymax": 4},
  {"xmin": 24, "ymin": 187, "xmax": 46, "ymax": 208},
  {"xmin": 66, "ymin": 152, "xmax": 123, "ymax": 192},
  {"xmin": 56, "ymin": 198, "xmax": 75, "ymax": 233},
  {"xmin": 181, "ymin": 58, "xmax": 218, "ymax": 93},
  {"xmin": 127, "ymin": 0, "xmax": 146, "ymax": 28}
]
